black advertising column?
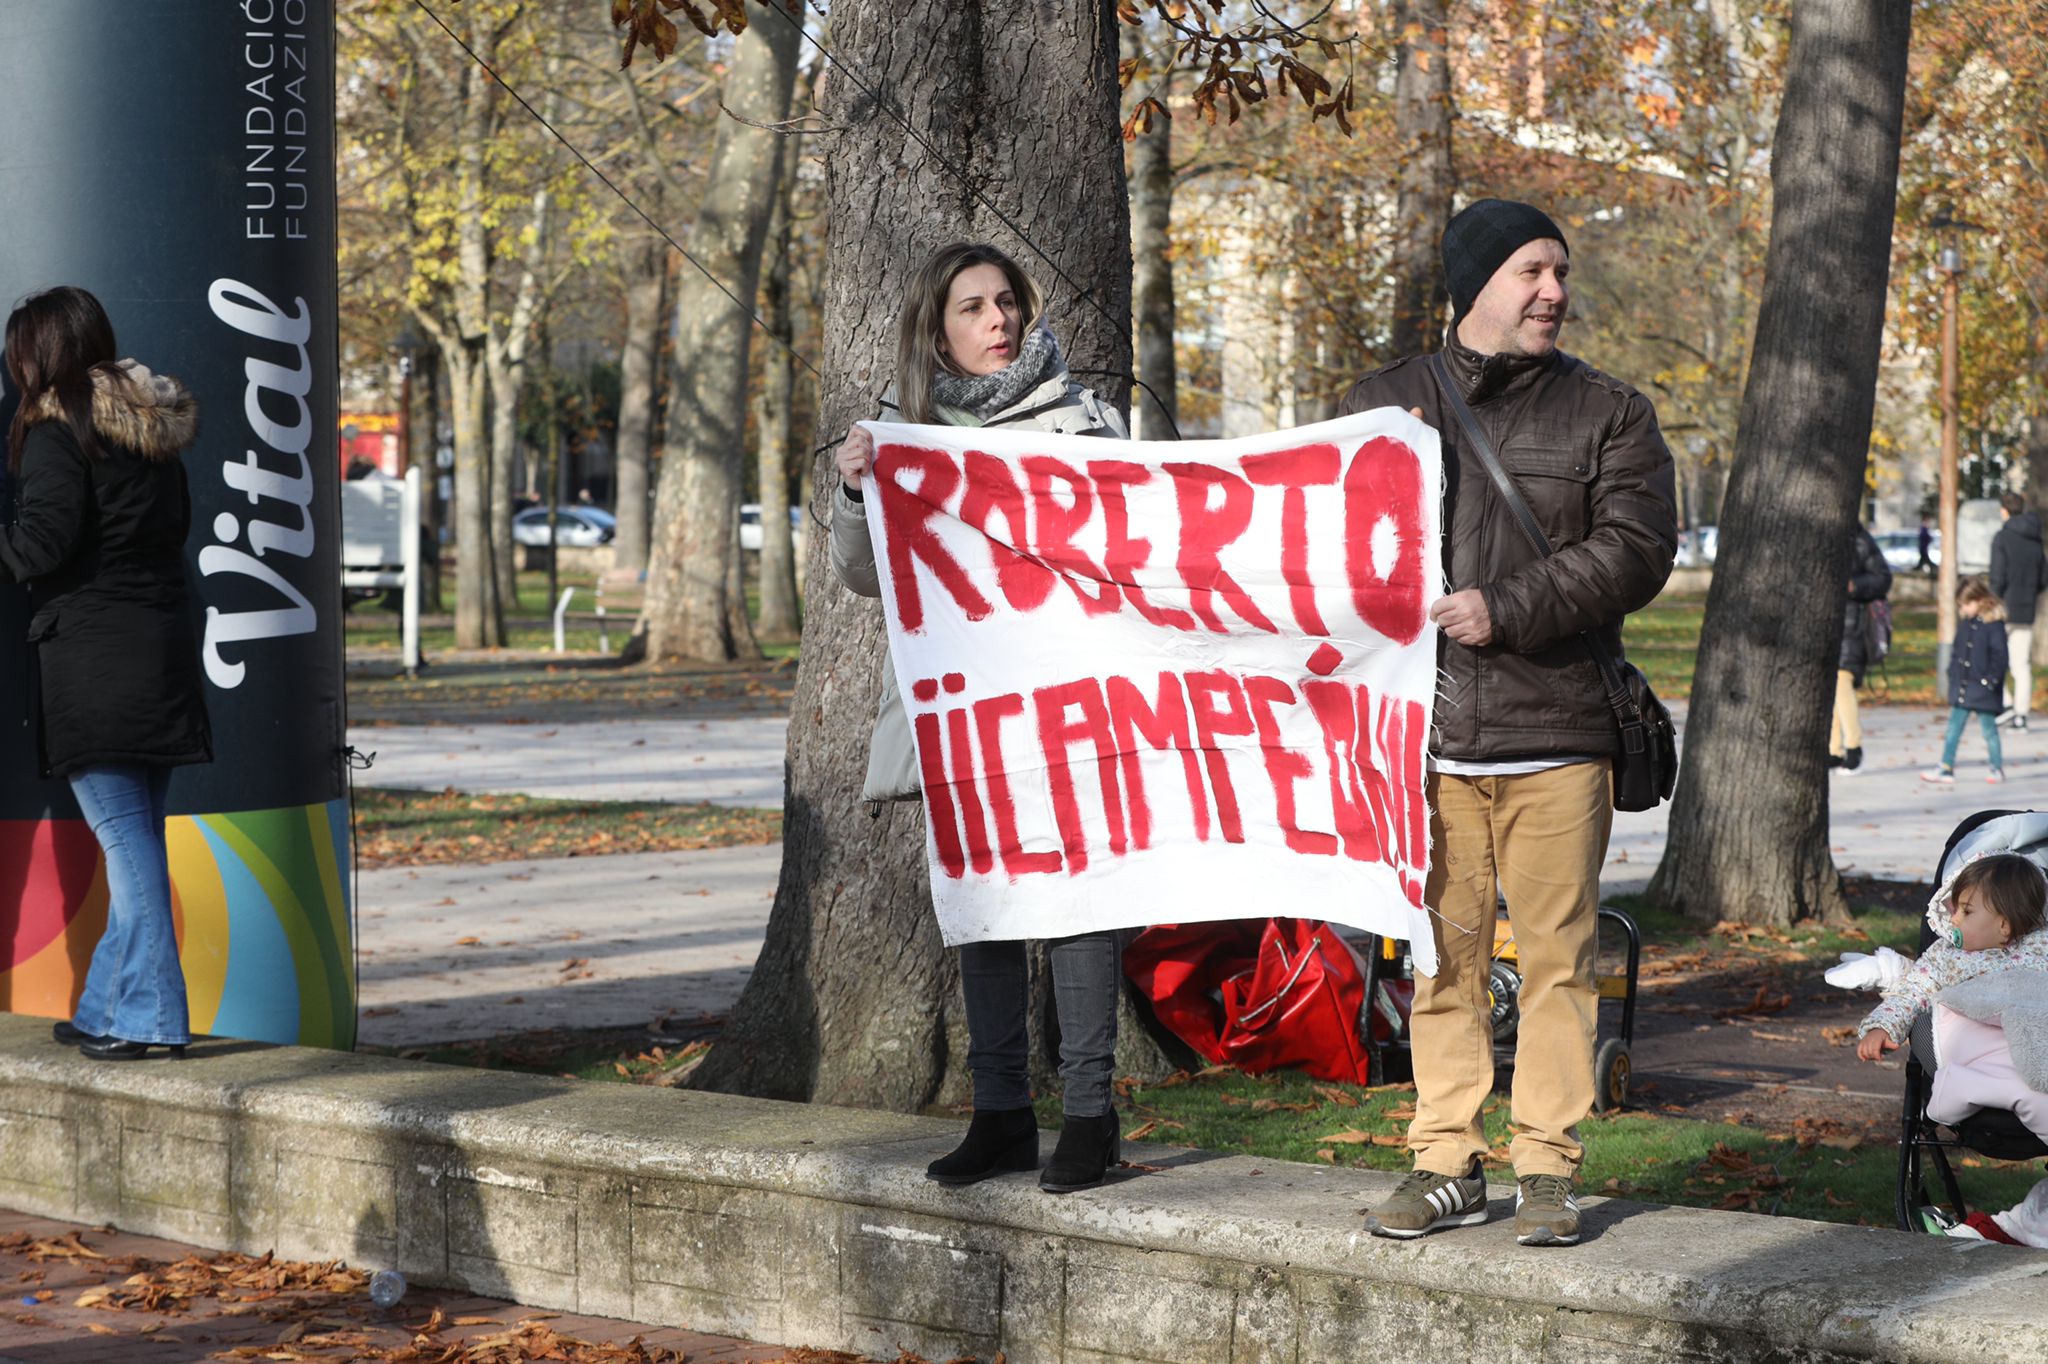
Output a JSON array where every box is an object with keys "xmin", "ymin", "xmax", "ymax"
[{"xmin": 0, "ymin": 0, "xmax": 353, "ymax": 1046}]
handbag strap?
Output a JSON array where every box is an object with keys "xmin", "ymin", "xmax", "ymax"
[{"xmin": 1424, "ymin": 352, "xmax": 1646, "ymax": 735}]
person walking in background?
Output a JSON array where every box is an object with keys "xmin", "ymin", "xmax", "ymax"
[
  {"xmin": 1923, "ymin": 578, "xmax": 2009, "ymax": 786},
  {"xmin": 1918, "ymin": 517, "xmax": 1936, "ymax": 573},
  {"xmin": 1989, "ymin": 492, "xmax": 2043, "ymax": 732},
  {"xmin": 832, "ymin": 242, "xmax": 1129, "ymax": 1194},
  {"xmin": 1830, "ymin": 523, "xmax": 1893, "ymax": 774},
  {"xmin": 0, "ymin": 286, "xmax": 211, "ymax": 1061},
  {"xmin": 1338, "ymin": 200, "xmax": 1676, "ymax": 1247}
]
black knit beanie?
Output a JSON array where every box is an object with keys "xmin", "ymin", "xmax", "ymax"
[{"xmin": 1441, "ymin": 199, "xmax": 1568, "ymax": 321}]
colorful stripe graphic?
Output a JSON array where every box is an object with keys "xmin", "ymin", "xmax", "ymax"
[{"xmin": 0, "ymin": 800, "xmax": 355, "ymax": 1047}]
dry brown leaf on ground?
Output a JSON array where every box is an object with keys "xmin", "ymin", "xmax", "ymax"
[
  {"xmin": 27, "ymin": 1232, "xmax": 107, "ymax": 1262},
  {"xmin": 1313, "ymin": 1086, "xmax": 1359, "ymax": 1107}
]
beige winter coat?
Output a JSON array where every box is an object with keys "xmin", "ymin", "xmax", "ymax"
[{"xmin": 831, "ymin": 367, "xmax": 1128, "ymax": 800}]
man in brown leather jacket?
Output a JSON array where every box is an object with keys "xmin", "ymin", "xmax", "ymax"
[{"xmin": 1342, "ymin": 200, "xmax": 1676, "ymax": 1247}]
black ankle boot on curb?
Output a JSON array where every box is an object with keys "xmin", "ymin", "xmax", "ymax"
[
  {"xmin": 1040, "ymin": 1113, "xmax": 1121, "ymax": 1194},
  {"xmin": 926, "ymin": 1108, "xmax": 1038, "ymax": 1185}
]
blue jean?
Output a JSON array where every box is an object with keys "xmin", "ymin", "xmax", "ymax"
[
  {"xmin": 67, "ymin": 764, "xmax": 189, "ymax": 1046},
  {"xmin": 1941, "ymin": 706, "xmax": 2004, "ymax": 773},
  {"xmin": 959, "ymin": 931, "xmax": 1121, "ymax": 1117}
]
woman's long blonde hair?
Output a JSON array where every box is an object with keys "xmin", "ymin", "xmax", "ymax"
[{"xmin": 894, "ymin": 242, "xmax": 1043, "ymax": 424}]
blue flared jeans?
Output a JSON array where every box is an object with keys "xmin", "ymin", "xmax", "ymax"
[{"xmin": 67, "ymin": 764, "xmax": 189, "ymax": 1046}]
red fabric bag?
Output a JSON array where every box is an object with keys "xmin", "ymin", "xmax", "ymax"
[{"xmin": 1125, "ymin": 919, "xmax": 1376, "ymax": 1085}]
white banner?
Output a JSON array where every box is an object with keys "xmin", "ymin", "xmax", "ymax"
[{"xmin": 864, "ymin": 408, "xmax": 1445, "ymax": 973}]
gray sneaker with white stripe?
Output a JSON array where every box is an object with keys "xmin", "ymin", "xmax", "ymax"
[
  {"xmin": 1514, "ymin": 1173, "xmax": 1581, "ymax": 1245},
  {"xmin": 1366, "ymin": 1158, "xmax": 1490, "ymax": 1238}
]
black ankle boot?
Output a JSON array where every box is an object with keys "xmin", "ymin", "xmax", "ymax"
[
  {"xmin": 927, "ymin": 1108, "xmax": 1038, "ymax": 1185},
  {"xmin": 1040, "ymin": 1112, "xmax": 1121, "ymax": 1193}
]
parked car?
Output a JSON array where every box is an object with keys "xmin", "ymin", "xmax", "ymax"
[
  {"xmin": 512, "ymin": 506, "xmax": 616, "ymax": 547},
  {"xmin": 1874, "ymin": 528, "xmax": 1938, "ymax": 572},
  {"xmin": 739, "ymin": 503, "xmax": 806, "ymax": 553}
]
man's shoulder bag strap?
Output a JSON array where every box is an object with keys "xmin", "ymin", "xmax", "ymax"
[{"xmin": 1422, "ymin": 351, "xmax": 1644, "ymax": 733}]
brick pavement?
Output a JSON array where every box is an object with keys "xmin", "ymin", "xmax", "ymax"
[{"xmin": 0, "ymin": 1211, "xmax": 790, "ymax": 1363}]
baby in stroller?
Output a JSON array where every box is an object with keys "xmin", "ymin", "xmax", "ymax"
[{"xmin": 1833, "ymin": 847, "xmax": 2048, "ymax": 1243}]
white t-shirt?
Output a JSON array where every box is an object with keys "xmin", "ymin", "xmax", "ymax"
[{"xmin": 1431, "ymin": 754, "xmax": 1601, "ymax": 777}]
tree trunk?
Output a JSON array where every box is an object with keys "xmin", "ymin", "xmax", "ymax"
[
  {"xmin": 691, "ymin": 0, "xmax": 1133, "ymax": 1110},
  {"xmin": 1646, "ymin": 0, "xmax": 1911, "ymax": 927},
  {"xmin": 632, "ymin": 0, "xmax": 799, "ymax": 662},
  {"xmin": 446, "ymin": 338, "xmax": 500, "ymax": 647},
  {"xmin": 447, "ymin": 45, "xmax": 503, "ymax": 650},
  {"xmin": 1125, "ymin": 22, "xmax": 1177, "ymax": 438},
  {"xmin": 612, "ymin": 236, "xmax": 665, "ymax": 579},
  {"xmin": 1389, "ymin": 0, "xmax": 1455, "ymax": 358},
  {"xmin": 486, "ymin": 180, "xmax": 554, "ymax": 621},
  {"xmin": 753, "ymin": 110, "xmax": 804, "ymax": 639}
]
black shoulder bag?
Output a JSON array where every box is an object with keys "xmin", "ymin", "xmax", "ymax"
[{"xmin": 1426, "ymin": 353, "xmax": 1677, "ymax": 812}]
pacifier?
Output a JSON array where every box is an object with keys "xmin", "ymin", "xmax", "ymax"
[{"xmin": 1945, "ymin": 923, "xmax": 1964, "ymax": 948}]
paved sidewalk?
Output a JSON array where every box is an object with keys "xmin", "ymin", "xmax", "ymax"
[
  {"xmin": 1605, "ymin": 702, "xmax": 2048, "ymax": 894},
  {"xmin": 347, "ymin": 715, "xmax": 788, "ymax": 807},
  {"xmin": 355, "ymin": 844, "xmax": 778, "ymax": 1047},
  {"xmin": 0, "ymin": 1210, "xmax": 786, "ymax": 1363}
]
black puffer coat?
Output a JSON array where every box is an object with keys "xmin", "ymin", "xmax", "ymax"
[
  {"xmin": 1990, "ymin": 511, "xmax": 2045, "ymax": 626},
  {"xmin": 0, "ymin": 363, "xmax": 212, "ymax": 777},
  {"xmin": 1838, "ymin": 525, "xmax": 1893, "ymax": 686}
]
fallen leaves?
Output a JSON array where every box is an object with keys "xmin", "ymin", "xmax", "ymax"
[
  {"xmin": 1715, "ymin": 985, "xmax": 1793, "ymax": 1020},
  {"xmin": 353, "ymin": 787, "xmax": 780, "ymax": 869}
]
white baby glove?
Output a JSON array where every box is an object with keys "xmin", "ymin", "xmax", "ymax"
[{"xmin": 1824, "ymin": 946, "xmax": 1909, "ymax": 990}]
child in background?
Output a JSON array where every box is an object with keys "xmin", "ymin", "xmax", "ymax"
[
  {"xmin": 1846, "ymin": 853, "xmax": 2048, "ymax": 1245},
  {"xmin": 1923, "ymin": 578, "xmax": 2009, "ymax": 785}
]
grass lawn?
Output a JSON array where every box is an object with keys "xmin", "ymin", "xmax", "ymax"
[
  {"xmin": 351, "ymin": 785, "xmax": 779, "ymax": 867},
  {"xmin": 1039, "ymin": 1066, "xmax": 2041, "ymax": 1229},
  {"xmin": 1626, "ymin": 593, "xmax": 1939, "ymax": 706},
  {"xmin": 344, "ymin": 566, "xmax": 809, "ymax": 660},
  {"xmin": 1019, "ymin": 891, "xmax": 2037, "ymax": 1229}
]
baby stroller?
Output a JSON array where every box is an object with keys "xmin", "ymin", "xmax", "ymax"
[
  {"xmin": 1894, "ymin": 808, "xmax": 2048, "ymax": 1231},
  {"xmin": 1360, "ymin": 903, "xmax": 1641, "ymax": 1109}
]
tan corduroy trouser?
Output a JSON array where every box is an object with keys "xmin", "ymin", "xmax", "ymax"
[{"xmin": 1408, "ymin": 761, "xmax": 1613, "ymax": 1179}]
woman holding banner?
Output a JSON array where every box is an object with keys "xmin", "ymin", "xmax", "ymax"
[
  {"xmin": 1, "ymin": 286, "xmax": 210, "ymax": 1061},
  {"xmin": 832, "ymin": 242, "xmax": 1129, "ymax": 1193}
]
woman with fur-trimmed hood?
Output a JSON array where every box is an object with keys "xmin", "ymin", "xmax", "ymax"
[{"xmin": 1, "ymin": 285, "xmax": 210, "ymax": 1062}]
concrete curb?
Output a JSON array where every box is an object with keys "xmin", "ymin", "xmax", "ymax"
[{"xmin": 0, "ymin": 1017, "xmax": 2042, "ymax": 1362}]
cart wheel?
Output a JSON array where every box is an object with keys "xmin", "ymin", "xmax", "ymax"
[
  {"xmin": 1594, "ymin": 1038, "xmax": 1631, "ymax": 1113},
  {"xmin": 1487, "ymin": 961, "xmax": 1521, "ymax": 1042}
]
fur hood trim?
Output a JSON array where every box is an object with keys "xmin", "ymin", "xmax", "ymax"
[{"xmin": 28, "ymin": 360, "xmax": 198, "ymax": 461}]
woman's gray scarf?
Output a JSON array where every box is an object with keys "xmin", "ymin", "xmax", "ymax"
[{"xmin": 931, "ymin": 323, "xmax": 1061, "ymax": 422}]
